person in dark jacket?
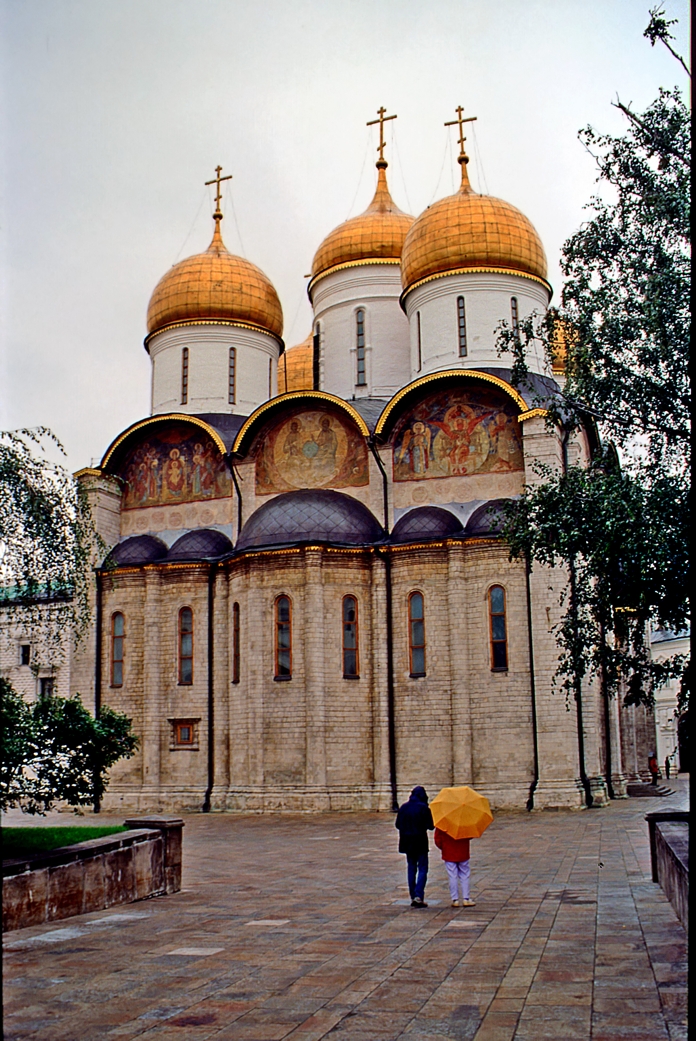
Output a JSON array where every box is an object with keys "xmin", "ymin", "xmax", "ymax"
[{"xmin": 395, "ymin": 786, "xmax": 434, "ymax": 907}]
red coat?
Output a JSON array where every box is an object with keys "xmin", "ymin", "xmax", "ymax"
[{"xmin": 434, "ymin": 828, "xmax": 470, "ymax": 863}]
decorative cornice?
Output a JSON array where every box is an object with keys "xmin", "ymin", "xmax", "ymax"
[
  {"xmin": 400, "ymin": 265, "xmax": 552, "ymax": 308},
  {"xmin": 374, "ymin": 369, "xmax": 528, "ymax": 438},
  {"xmin": 73, "ymin": 467, "xmax": 103, "ymax": 479},
  {"xmin": 308, "ymin": 258, "xmax": 401, "ymax": 298},
  {"xmin": 144, "ymin": 318, "xmax": 284, "ymax": 352},
  {"xmin": 518, "ymin": 407, "xmax": 550, "ymax": 423},
  {"xmin": 101, "ymin": 414, "xmax": 227, "ymax": 470},
  {"xmin": 232, "ymin": 390, "xmax": 370, "ymax": 455}
]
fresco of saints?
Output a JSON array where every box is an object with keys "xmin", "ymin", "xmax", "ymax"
[
  {"xmin": 398, "ymin": 421, "xmax": 432, "ymax": 475},
  {"xmin": 313, "ymin": 417, "xmax": 338, "ymax": 478},
  {"xmin": 433, "ymin": 404, "xmax": 486, "ymax": 475},
  {"xmin": 163, "ymin": 448, "xmax": 187, "ymax": 500}
]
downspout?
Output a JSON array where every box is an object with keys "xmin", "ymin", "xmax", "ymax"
[
  {"xmin": 203, "ymin": 561, "xmax": 218, "ymax": 813},
  {"xmin": 600, "ymin": 619, "xmax": 615, "ymax": 798},
  {"xmin": 561, "ymin": 428, "xmax": 593, "ymax": 808},
  {"xmin": 368, "ymin": 438, "xmax": 390, "ymax": 534},
  {"xmin": 93, "ymin": 567, "xmax": 103, "ymax": 815},
  {"xmin": 524, "ymin": 554, "xmax": 540, "ymax": 811},
  {"xmin": 227, "ymin": 456, "xmax": 243, "ymax": 538}
]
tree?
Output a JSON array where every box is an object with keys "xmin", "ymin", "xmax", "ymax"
[
  {"xmin": 0, "ymin": 678, "xmax": 138, "ymax": 815},
  {"xmin": 497, "ymin": 9, "xmax": 690, "ymax": 715}
]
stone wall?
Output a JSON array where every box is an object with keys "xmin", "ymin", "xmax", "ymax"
[{"xmin": 646, "ymin": 811, "xmax": 689, "ymax": 929}]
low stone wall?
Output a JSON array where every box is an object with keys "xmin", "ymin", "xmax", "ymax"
[
  {"xmin": 645, "ymin": 810, "xmax": 689, "ymax": 929},
  {"xmin": 2, "ymin": 816, "xmax": 183, "ymax": 933}
]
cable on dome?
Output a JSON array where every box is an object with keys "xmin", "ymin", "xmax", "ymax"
[
  {"xmin": 390, "ymin": 123, "xmax": 413, "ymax": 213},
  {"xmin": 225, "ymin": 179, "xmax": 247, "ymax": 257},
  {"xmin": 428, "ymin": 137, "xmax": 450, "ymax": 206},
  {"xmin": 471, "ymin": 123, "xmax": 490, "ymax": 195},
  {"xmin": 173, "ymin": 188, "xmax": 208, "ymax": 263},
  {"xmin": 345, "ymin": 126, "xmax": 372, "ymax": 220}
]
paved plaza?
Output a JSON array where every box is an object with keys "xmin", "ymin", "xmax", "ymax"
[{"xmin": 3, "ymin": 782, "xmax": 688, "ymax": 1041}]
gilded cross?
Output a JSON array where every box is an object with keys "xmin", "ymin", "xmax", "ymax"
[
  {"xmin": 366, "ymin": 107, "xmax": 397, "ymax": 163},
  {"xmin": 205, "ymin": 165, "xmax": 233, "ymax": 215},
  {"xmin": 444, "ymin": 105, "xmax": 477, "ymax": 162}
]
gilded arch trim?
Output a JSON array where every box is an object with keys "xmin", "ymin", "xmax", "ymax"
[
  {"xmin": 374, "ymin": 369, "xmax": 529, "ymax": 440},
  {"xmin": 101, "ymin": 414, "xmax": 228, "ymax": 471},
  {"xmin": 232, "ymin": 391, "xmax": 370, "ymax": 456}
]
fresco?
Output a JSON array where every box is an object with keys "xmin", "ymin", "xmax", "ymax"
[
  {"xmin": 392, "ymin": 387, "xmax": 523, "ymax": 482},
  {"xmin": 255, "ymin": 408, "xmax": 369, "ymax": 494},
  {"xmin": 120, "ymin": 424, "xmax": 231, "ymax": 509}
]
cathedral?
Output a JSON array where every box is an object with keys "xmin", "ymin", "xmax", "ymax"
[{"xmin": 71, "ymin": 109, "xmax": 654, "ymax": 814}]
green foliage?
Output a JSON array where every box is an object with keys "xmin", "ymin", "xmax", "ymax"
[
  {"xmin": 3, "ymin": 825, "xmax": 127, "ymax": 857},
  {"xmin": 0, "ymin": 678, "xmax": 139, "ymax": 815}
]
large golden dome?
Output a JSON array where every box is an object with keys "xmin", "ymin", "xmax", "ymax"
[
  {"xmin": 310, "ymin": 162, "xmax": 414, "ymax": 288},
  {"xmin": 401, "ymin": 161, "xmax": 548, "ymax": 295},
  {"xmin": 277, "ymin": 333, "xmax": 314, "ymax": 393},
  {"xmin": 146, "ymin": 218, "xmax": 283, "ymax": 341}
]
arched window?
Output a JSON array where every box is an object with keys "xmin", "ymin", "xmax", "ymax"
[
  {"xmin": 181, "ymin": 347, "xmax": 189, "ymax": 405},
  {"xmin": 510, "ymin": 297, "xmax": 519, "ymax": 336},
  {"xmin": 228, "ymin": 347, "xmax": 236, "ymax": 405},
  {"xmin": 489, "ymin": 586, "xmax": 508, "ymax": 670},
  {"xmin": 178, "ymin": 607, "xmax": 194, "ymax": 684},
  {"xmin": 313, "ymin": 323, "xmax": 321, "ymax": 390},
  {"xmin": 416, "ymin": 311, "xmax": 422, "ymax": 371},
  {"xmin": 342, "ymin": 596, "xmax": 359, "ymax": 678},
  {"xmin": 457, "ymin": 296, "xmax": 467, "ymax": 356},
  {"xmin": 268, "ymin": 357, "xmax": 273, "ymax": 398},
  {"xmin": 232, "ymin": 602, "xmax": 240, "ymax": 684},
  {"xmin": 356, "ymin": 309, "xmax": 366, "ymax": 386},
  {"xmin": 408, "ymin": 592, "xmax": 426, "ymax": 677},
  {"xmin": 111, "ymin": 612, "xmax": 125, "ymax": 687},
  {"xmin": 275, "ymin": 595, "xmax": 292, "ymax": 679}
]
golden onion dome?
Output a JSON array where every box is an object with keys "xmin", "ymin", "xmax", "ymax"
[
  {"xmin": 146, "ymin": 217, "xmax": 283, "ymax": 341},
  {"xmin": 401, "ymin": 158, "xmax": 548, "ymax": 295},
  {"xmin": 310, "ymin": 161, "xmax": 414, "ymax": 287},
  {"xmin": 277, "ymin": 333, "xmax": 315, "ymax": 393}
]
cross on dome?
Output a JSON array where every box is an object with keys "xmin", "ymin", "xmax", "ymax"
[
  {"xmin": 366, "ymin": 107, "xmax": 397, "ymax": 167},
  {"xmin": 205, "ymin": 165, "xmax": 233, "ymax": 219},
  {"xmin": 445, "ymin": 106, "xmax": 477, "ymax": 189}
]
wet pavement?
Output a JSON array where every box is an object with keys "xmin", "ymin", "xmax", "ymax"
[{"xmin": 2, "ymin": 779, "xmax": 688, "ymax": 1040}]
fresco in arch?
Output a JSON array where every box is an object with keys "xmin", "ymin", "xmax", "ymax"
[
  {"xmin": 120, "ymin": 424, "xmax": 231, "ymax": 509},
  {"xmin": 255, "ymin": 408, "xmax": 369, "ymax": 495},
  {"xmin": 392, "ymin": 386, "xmax": 524, "ymax": 482}
]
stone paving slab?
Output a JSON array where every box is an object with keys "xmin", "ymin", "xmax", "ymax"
[{"xmin": 2, "ymin": 781, "xmax": 688, "ymax": 1040}]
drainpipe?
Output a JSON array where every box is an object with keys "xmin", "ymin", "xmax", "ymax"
[
  {"xmin": 227, "ymin": 456, "xmax": 243, "ymax": 538},
  {"xmin": 524, "ymin": 554, "xmax": 540, "ymax": 811},
  {"xmin": 561, "ymin": 429, "xmax": 593, "ymax": 808},
  {"xmin": 93, "ymin": 567, "xmax": 103, "ymax": 815},
  {"xmin": 368, "ymin": 439, "xmax": 390, "ymax": 534},
  {"xmin": 203, "ymin": 561, "xmax": 218, "ymax": 813}
]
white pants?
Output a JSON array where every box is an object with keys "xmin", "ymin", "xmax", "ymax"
[{"xmin": 445, "ymin": 859, "xmax": 470, "ymax": 901}]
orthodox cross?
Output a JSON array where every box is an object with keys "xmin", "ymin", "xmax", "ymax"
[
  {"xmin": 366, "ymin": 107, "xmax": 397, "ymax": 163},
  {"xmin": 205, "ymin": 165, "xmax": 233, "ymax": 215},
  {"xmin": 444, "ymin": 105, "xmax": 477, "ymax": 162}
]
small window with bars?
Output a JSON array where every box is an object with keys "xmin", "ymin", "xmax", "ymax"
[
  {"xmin": 457, "ymin": 297, "xmax": 467, "ymax": 356},
  {"xmin": 232, "ymin": 601, "xmax": 240, "ymax": 684},
  {"xmin": 408, "ymin": 592, "xmax": 426, "ymax": 677},
  {"xmin": 416, "ymin": 311, "xmax": 422, "ymax": 371},
  {"xmin": 111, "ymin": 612, "xmax": 124, "ymax": 687},
  {"xmin": 356, "ymin": 309, "xmax": 366, "ymax": 386},
  {"xmin": 489, "ymin": 585, "xmax": 508, "ymax": 670},
  {"xmin": 511, "ymin": 297, "xmax": 519, "ymax": 336},
  {"xmin": 313, "ymin": 324, "xmax": 321, "ymax": 390},
  {"xmin": 178, "ymin": 607, "xmax": 194, "ymax": 685},
  {"xmin": 19, "ymin": 644, "xmax": 30, "ymax": 666},
  {"xmin": 181, "ymin": 347, "xmax": 189, "ymax": 405},
  {"xmin": 228, "ymin": 347, "xmax": 236, "ymax": 404},
  {"xmin": 342, "ymin": 596, "xmax": 359, "ymax": 678},
  {"xmin": 169, "ymin": 717, "xmax": 201, "ymax": 750},
  {"xmin": 275, "ymin": 595, "xmax": 292, "ymax": 679}
]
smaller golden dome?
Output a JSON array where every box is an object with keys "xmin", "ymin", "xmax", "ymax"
[
  {"xmin": 401, "ymin": 160, "xmax": 548, "ymax": 294},
  {"xmin": 147, "ymin": 218, "xmax": 283, "ymax": 340},
  {"xmin": 549, "ymin": 316, "xmax": 578, "ymax": 375},
  {"xmin": 277, "ymin": 333, "xmax": 314, "ymax": 393},
  {"xmin": 310, "ymin": 162, "xmax": 414, "ymax": 286}
]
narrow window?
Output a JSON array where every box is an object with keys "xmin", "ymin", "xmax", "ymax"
[
  {"xmin": 408, "ymin": 592, "xmax": 426, "ymax": 677},
  {"xmin": 228, "ymin": 347, "xmax": 236, "ymax": 405},
  {"xmin": 356, "ymin": 309, "xmax": 366, "ymax": 386},
  {"xmin": 416, "ymin": 311, "xmax": 422, "ymax": 371},
  {"xmin": 111, "ymin": 612, "xmax": 124, "ymax": 687},
  {"xmin": 179, "ymin": 607, "xmax": 194, "ymax": 684},
  {"xmin": 181, "ymin": 347, "xmax": 189, "ymax": 405},
  {"xmin": 39, "ymin": 677, "xmax": 55, "ymax": 698},
  {"xmin": 268, "ymin": 357, "xmax": 273, "ymax": 398},
  {"xmin": 511, "ymin": 297, "xmax": 519, "ymax": 336},
  {"xmin": 176, "ymin": 721, "xmax": 194, "ymax": 745},
  {"xmin": 275, "ymin": 595, "xmax": 292, "ymax": 679},
  {"xmin": 312, "ymin": 324, "xmax": 321, "ymax": 390},
  {"xmin": 490, "ymin": 586, "xmax": 508, "ymax": 670},
  {"xmin": 232, "ymin": 601, "xmax": 240, "ymax": 684},
  {"xmin": 457, "ymin": 296, "xmax": 467, "ymax": 357},
  {"xmin": 342, "ymin": 596, "xmax": 359, "ymax": 678},
  {"xmin": 19, "ymin": 644, "xmax": 30, "ymax": 666}
]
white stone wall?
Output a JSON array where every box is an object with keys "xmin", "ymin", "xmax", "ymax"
[
  {"xmin": 148, "ymin": 324, "xmax": 280, "ymax": 417},
  {"xmin": 310, "ymin": 264, "xmax": 411, "ymax": 399},
  {"xmin": 404, "ymin": 271, "xmax": 551, "ymax": 380}
]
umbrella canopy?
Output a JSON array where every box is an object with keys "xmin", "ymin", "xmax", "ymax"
[{"xmin": 430, "ymin": 786, "xmax": 493, "ymax": 840}]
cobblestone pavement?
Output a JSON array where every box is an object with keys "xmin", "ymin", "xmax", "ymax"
[{"xmin": 3, "ymin": 781, "xmax": 688, "ymax": 1041}]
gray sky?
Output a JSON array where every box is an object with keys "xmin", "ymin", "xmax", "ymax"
[{"xmin": 0, "ymin": 0, "xmax": 689, "ymax": 471}]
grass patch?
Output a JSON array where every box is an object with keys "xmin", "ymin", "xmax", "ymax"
[{"xmin": 3, "ymin": 826, "xmax": 128, "ymax": 858}]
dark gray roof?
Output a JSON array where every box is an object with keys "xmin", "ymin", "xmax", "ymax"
[
  {"xmin": 106, "ymin": 535, "xmax": 169, "ymax": 567},
  {"xmin": 465, "ymin": 498, "xmax": 509, "ymax": 536},
  {"xmin": 476, "ymin": 367, "xmax": 562, "ymax": 410},
  {"xmin": 194, "ymin": 413, "xmax": 247, "ymax": 452},
  {"xmin": 237, "ymin": 489, "xmax": 384, "ymax": 551},
  {"xmin": 391, "ymin": 506, "xmax": 463, "ymax": 544},
  {"xmin": 168, "ymin": 528, "xmax": 234, "ymax": 561},
  {"xmin": 344, "ymin": 397, "xmax": 389, "ymax": 433}
]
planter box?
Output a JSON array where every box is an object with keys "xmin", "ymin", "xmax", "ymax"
[{"xmin": 2, "ymin": 816, "xmax": 183, "ymax": 932}]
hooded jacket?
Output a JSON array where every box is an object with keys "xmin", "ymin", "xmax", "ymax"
[{"xmin": 395, "ymin": 786, "xmax": 434, "ymax": 856}]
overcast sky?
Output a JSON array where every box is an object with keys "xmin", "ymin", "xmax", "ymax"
[{"xmin": 0, "ymin": 0, "xmax": 689, "ymax": 471}]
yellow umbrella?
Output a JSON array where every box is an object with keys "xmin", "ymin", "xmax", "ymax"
[{"xmin": 430, "ymin": 786, "xmax": 493, "ymax": 840}]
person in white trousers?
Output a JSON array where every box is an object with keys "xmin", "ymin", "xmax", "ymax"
[{"xmin": 434, "ymin": 827, "xmax": 475, "ymax": 907}]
